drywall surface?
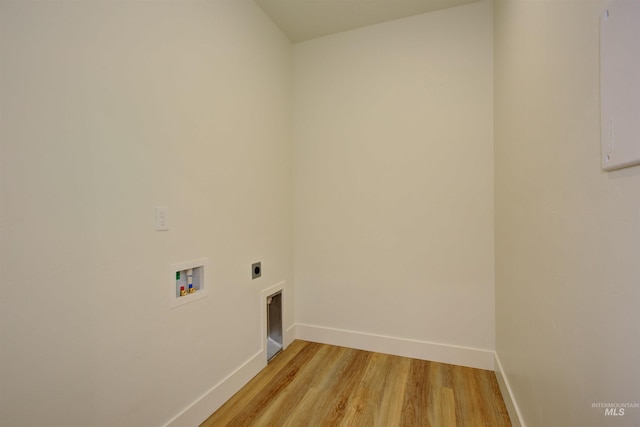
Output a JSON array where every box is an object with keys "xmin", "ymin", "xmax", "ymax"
[
  {"xmin": 293, "ymin": 2, "xmax": 494, "ymax": 354},
  {"xmin": 0, "ymin": 1, "xmax": 292, "ymax": 425},
  {"xmin": 494, "ymin": 1, "xmax": 640, "ymax": 426}
]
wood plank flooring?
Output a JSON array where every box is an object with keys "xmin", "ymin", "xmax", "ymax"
[{"xmin": 201, "ymin": 340, "xmax": 511, "ymax": 427}]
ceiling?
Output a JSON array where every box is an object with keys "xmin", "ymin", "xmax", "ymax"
[{"xmin": 254, "ymin": 0, "xmax": 480, "ymax": 43}]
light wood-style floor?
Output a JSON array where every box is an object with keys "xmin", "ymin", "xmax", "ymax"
[{"xmin": 201, "ymin": 340, "xmax": 511, "ymax": 427}]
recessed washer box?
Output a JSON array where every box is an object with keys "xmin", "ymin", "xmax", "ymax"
[{"xmin": 170, "ymin": 258, "xmax": 209, "ymax": 309}]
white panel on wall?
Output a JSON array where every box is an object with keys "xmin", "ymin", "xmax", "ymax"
[{"xmin": 600, "ymin": 1, "xmax": 640, "ymax": 171}]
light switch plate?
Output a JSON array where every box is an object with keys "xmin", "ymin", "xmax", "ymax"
[{"xmin": 155, "ymin": 206, "xmax": 169, "ymax": 231}]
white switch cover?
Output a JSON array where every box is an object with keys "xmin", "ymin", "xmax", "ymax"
[{"xmin": 155, "ymin": 206, "xmax": 169, "ymax": 231}]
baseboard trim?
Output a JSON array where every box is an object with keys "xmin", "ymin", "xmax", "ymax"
[
  {"xmin": 494, "ymin": 352, "xmax": 526, "ymax": 427},
  {"xmin": 295, "ymin": 323, "xmax": 494, "ymax": 370},
  {"xmin": 164, "ymin": 349, "xmax": 266, "ymax": 427},
  {"xmin": 285, "ymin": 323, "xmax": 296, "ymax": 348}
]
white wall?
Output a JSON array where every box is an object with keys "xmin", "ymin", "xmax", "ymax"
[
  {"xmin": 293, "ymin": 1, "xmax": 494, "ymax": 364},
  {"xmin": 10, "ymin": 1, "xmax": 636, "ymax": 426},
  {"xmin": 494, "ymin": 1, "xmax": 640, "ymax": 426},
  {"xmin": 0, "ymin": 1, "xmax": 292, "ymax": 426}
]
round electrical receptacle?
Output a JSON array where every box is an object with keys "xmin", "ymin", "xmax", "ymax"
[{"xmin": 252, "ymin": 262, "xmax": 262, "ymax": 279}]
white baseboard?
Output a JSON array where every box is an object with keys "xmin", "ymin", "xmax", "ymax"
[
  {"xmin": 295, "ymin": 323, "xmax": 494, "ymax": 370},
  {"xmin": 164, "ymin": 350, "xmax": 266, "ymax": 427},
  {"xmin": 166, "ymin": 280, "xmax": 294, "ymax": 427},
  {"xmin": 285, "ymin": 323, "xmax": 296, "ymax": 348},
  {"xmin": 494, "ymin": 352, "xmax": 525, "ymax": 427},
  {"xmin": 166, "ymin": 322, "xmax": 297, "ymax": 427}
]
